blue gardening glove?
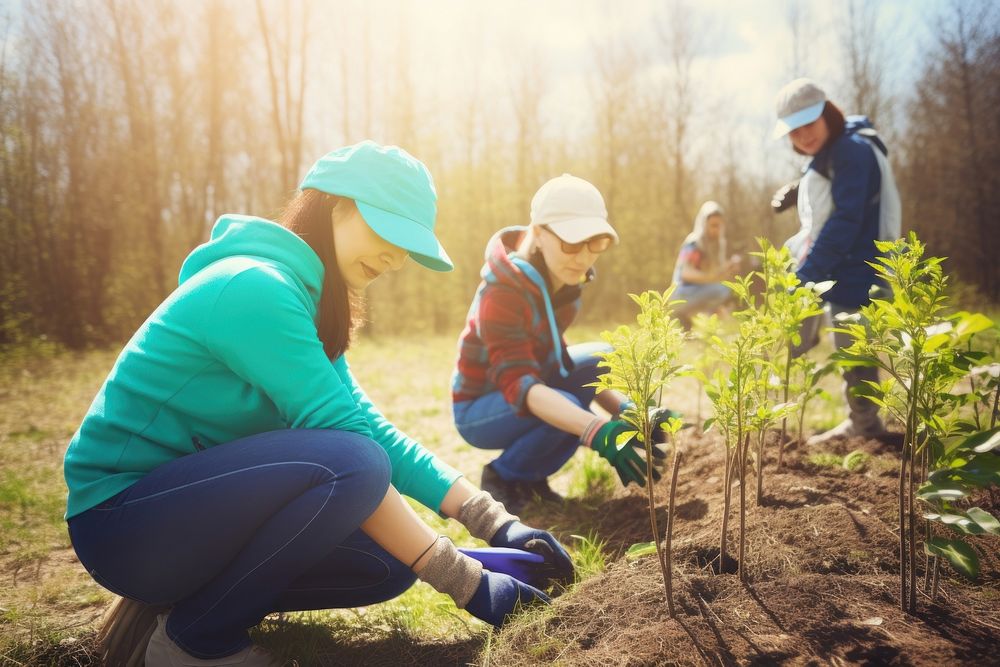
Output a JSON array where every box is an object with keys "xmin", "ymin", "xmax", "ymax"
[
  {"xmin": 591, "ymin": 420, "xmax": 662, "ymax": 487},
  {"xmin": 458, "ymin": 547, "xmax": 546, "ymax": 588},
  {"xmin": 464, "ymin": 571, "xmax": 550, "ymax": 628},
  {"xmin": 490, "ymin": 520, "xmax": 575, "ymax": 586}
]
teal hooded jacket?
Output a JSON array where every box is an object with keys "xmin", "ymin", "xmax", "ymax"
[{"xmin": 63, "ymin": 215, "xmax": 460, "ymax": 519}]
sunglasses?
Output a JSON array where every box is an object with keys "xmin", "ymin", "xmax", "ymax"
[{"xmin": 542, "ymin": 227, "xmax": 613, "ymax": 254}]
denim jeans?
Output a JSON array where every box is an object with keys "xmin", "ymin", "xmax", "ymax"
[
  {"xmin": 791, "ymin": 302, "xmax": 882, "ymax": 433},
  {"xmin": 672, "ymin": 283, "xmax": 732, "ymax": 327},
  {"xmin": 453, "ymin": 342, "xmax": 607, "ymax": 482},
  {"xmin": 67, "ymin": 429, "xmax": 415, "ymax": 659}
]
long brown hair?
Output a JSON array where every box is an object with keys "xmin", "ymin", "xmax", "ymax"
[{"xmin": 278, "ymin": 189, "xmax": 365, "ymax": 359}]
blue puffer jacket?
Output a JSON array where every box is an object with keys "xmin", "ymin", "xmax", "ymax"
[{"xmin": 796, "ymin": 117, "xmax": 884, "ymax": 308}]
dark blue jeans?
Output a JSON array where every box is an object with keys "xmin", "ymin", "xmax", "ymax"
[
  {"xmin": 68, "ymin": 430, "xmax": 416, "ymax": 659},
  {"xmin": 453, "ymin": 342, "xmax": 607, "ymax": 481}
]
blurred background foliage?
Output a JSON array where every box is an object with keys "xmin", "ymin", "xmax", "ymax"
[{"xmin": 1, "ymin": 0, "xmax": 997, "ymax": 348}]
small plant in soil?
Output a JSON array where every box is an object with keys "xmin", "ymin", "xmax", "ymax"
[
  {"xmin": 594, "ymin": 289, "xmax": 689, "ymax": 617},
  {"xmin": 833, "ymin": 232, "xmax": 999, "ymax": 612},
  {"xmin": 689, "ymin": 312, "xmax": 725, "ymax": 425},
  {"xmin": 749, "ymin": 238, "xmax": 829, "ymax": 469},
  {"xmin": 704, "ymin": 274, "xmax": 772, "ymax": 581},
  {"xmin": 789, "ymin": 354, "xmax": 835, "ymax": 447},
  {"xmin": 723, "ymin": 273, "xmax": 795, "ymax": 507},
  {"xmin": 914, "ymin": 324, "xmax": 999, "ymax": 593}
]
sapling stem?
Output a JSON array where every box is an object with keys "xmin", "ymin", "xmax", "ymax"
[
  {"xmin": 970, "ymin": 372, "xmax": 981, "ymax": 431},
  {"xmin": 719, "ymin": 442, "xmax": 734, "ymax": 572},
  {"xmin": 991, "ymin": 381, "xmax": 999, "ymax": 429},
  {"xmin": 777, "ymin": 347, "xmax": 792, "ymax": 469},
  {"xmin": 738, "ymin": 431, "xmax": 749, "ymax": 583},
  {"xmin": 665, "ymin": 447, "xmax": 682, "ymax": 618},
  {"xmin": 899, "ymin": 408, "xmax": 911, "ymax": 612},
  {"xmin": 907, "ymin": 365, "xmax": 921, "ymax": 614},
  {"xmin": 645, "ymin": 416, "xmax": 670, "ymax": 618},
  {"xmin": 755, "ymin": 430, "xmax": 765, "ymax": 506},
  {"xmin": 931, "ymin": 555, "xmax": 941, "ymax": 601}
]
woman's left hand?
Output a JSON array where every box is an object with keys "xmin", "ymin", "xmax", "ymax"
[{"xmin": 490, "ymin": 520, "xmax": 575, "ymax": 585}]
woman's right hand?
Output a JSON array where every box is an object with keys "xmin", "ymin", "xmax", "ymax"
[
  {"xmin": 590, "ymin": 420, "xmax": 661, "ymax": 487},
  {"xmin": 464, "ymin": 571, "xmax": 551, "ymax": 628}
]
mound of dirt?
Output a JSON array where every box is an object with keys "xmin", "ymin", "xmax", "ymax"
[{"xmin": 504, "ymin": 429, "xmax": 1000, "ymax": 666}]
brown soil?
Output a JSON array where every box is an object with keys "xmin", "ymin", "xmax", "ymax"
[{"xmin": 500, "ymin": 430, "xmax": 1000, "ymax": 667}]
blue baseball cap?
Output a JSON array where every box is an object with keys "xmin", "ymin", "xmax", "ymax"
[
  {"xmin": 772, "ymin": 78, "xmax": 827, "ymax": 139},
  {"xmin": 299, "ymin": 141, "xmax": 453, "ymax": 271}
]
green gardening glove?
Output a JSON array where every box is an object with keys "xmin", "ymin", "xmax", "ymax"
[
  {"xmin": 648, "ymin": 406, "xmax": 684, "ymax": 444},
  {"xmin": 618, "ymin": 402, "xmax": 683, "ymax": 447},
  {"xmin": 590, "ymin": 420, "xmax": 662, "ymax": 487}
]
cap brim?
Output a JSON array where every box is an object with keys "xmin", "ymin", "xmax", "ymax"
[
  {"xmin": 545, "ymin": 217, "xmax": 620, "ymax": 244},
  {"xmin": 356, "ymin": 201, "xmax": 453, "ymax": 272},
  {"xmin": 772, "ymin": 100, "xmax": 825, "ymax": 139}
]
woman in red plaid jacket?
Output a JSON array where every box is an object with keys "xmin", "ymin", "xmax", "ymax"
[{"xmin": 451, "ymin": 174, "xmax": 662, "ymax": 514}]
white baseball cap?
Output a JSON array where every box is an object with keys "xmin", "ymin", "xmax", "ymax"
[
  {"xmin": 772, "ymin": 78, "xmax": 827, "ymax": 139},
  {"xmin": 529, "ymin": 174, "xmax": 619, "ymax": 244}
]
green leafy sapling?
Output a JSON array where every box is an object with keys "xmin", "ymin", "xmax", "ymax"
[
  {"xmin": 832, "ymin": 232, "xmax": 997, "ymax": 612},
  {"xmin": 594, "ymin": 288, "xmax": 689, "ymax": 617},
  {"xmin": 913, "ymin": 317, "xmax": 998, "ymax": 595},
  {"xmin": 689, "ymin": 312, "xmax": 725, "ymax": 425},
  {"xmin": 705, "ymin": 273, "xmax": 772, "ymax": 580},
  {"xmin": 789, "ymin": 355, "xmax": 835, "ymax": 447},
  {"xmin": 750, "ymin": 238, "xmax": 829, "ymax": 469}
]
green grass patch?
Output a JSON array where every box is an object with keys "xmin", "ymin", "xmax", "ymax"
[
  {"xmin": 565, "ymin": 448, "xmax": 616, "ymax": 501},
  {"xmin": 808, "ymin": 452, "xmax": 844, "ymax": 468}
]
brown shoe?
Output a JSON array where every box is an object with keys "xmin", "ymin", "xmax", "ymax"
[
  {"xmin": 806, "ymin": 418, "xmax": 887, "ymax": 446},
  {"xmin": 481, "ymin": 463, "xmax": 529, "ymax": 514}
]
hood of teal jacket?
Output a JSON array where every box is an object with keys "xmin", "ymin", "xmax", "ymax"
[{"xmin": 179, "ymin": 215, "xmax": 325, "ymax": 305}]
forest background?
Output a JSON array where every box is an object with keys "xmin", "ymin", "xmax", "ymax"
[{"xmin": 2, "ymin": 0, "xmax": 998, "ymax": 350}]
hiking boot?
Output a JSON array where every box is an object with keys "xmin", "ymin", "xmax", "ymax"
[
  {"xmin": 481, "ymin": 463, "xmax": 529, "ymax": 514},
  {"xmin": 805, "ymin": 418, "xmax": 886, "ymax": 447},
  {"xmin": 525, "ymin": 478, "xmax": 564, "ymax": 505},
  {"xmin": 146, "ymin": 614, "xmax": 282, "ymax": 667}
]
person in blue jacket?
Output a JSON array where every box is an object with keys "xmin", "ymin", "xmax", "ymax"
[
  {"xmin": 64, "ymin": 142, "xmax": 573, "ymax": 666},
  {"xmin": 772, "ymin": 78, "xmax": 901, "ymax": 445}
]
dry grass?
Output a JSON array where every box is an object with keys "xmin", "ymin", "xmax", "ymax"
[{"xmin": 0, "ymin": 325, "xmax": 865, "ymax": 664}]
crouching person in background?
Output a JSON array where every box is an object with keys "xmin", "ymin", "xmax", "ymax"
[
  {"xmin": 451, "ymin": 174, "xmax": 668, "ymax": 515},
  {"xmin": 670, "ymin": 201, "xmax": 740, "ymax": 330}
]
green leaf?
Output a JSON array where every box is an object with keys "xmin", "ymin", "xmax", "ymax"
[
  {"xmin": 924, "ymin": 537, "xmax": 980, "ymax": 579},
  {"xmin": 916, "ymin": 481, "xmax": 966, "ymax": 501},
  {"xmin": 614, "ymin": 430, "xmax": 639, "ymax": 449},
  {"xmin": 955, "ymin": 312, "xmax": 994, "ymax": 337},
  {"xmin": 952, "ymin": 427, "xmax": 1000, "ymax": 454},
  {"xmin": 966, "ymin": 507, "xmax": 1000, "ymax": 535},
  {"xmin": 972, "ymin": 430, "xmax": 1000, "ymax": 454},
  {"xmin": 625, "ymin": 541, "xmax": 658, "ymax": 560},
  {"xmin": 811, "ymin": 280, "xmax": 835, "ymax": 295},
  {"xmin": 831, "ymin": 351, "xmax": 880, "ymax": 368},
  {"xmin": 922, "ymin": 512, "xmax": 983, "ymax": 534},
  {"xmin": 923, "ymin": 332, "xmax": 950, "ymax": 352}
]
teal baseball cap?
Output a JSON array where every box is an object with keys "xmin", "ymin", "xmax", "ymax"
[{"xmin": 299, "ymin": 141, "xmax": 453, "ymax": 271}]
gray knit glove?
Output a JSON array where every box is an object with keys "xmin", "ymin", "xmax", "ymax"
[
  {"xmin": 457, "ymin": 491, "xmax": 519, "ymax": 542},
  {"xmin": 414, "ymin": 537, "xmax": 483, "ymax": 608}
]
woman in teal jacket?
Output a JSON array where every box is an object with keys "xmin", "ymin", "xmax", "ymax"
[{"xmin": 64, "ymin": 142, "xmax": 572, "ymax": 666}]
